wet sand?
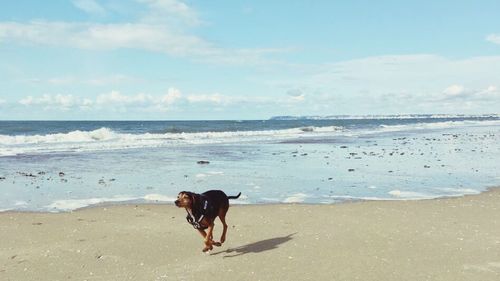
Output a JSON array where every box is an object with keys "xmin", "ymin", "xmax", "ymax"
[{"xmin": 1, "ymin": 188, "xmax": 499, "ymax": 281}]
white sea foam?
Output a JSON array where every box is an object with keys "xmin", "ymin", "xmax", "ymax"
[
  {"xmin": 283, "ymin": 193, "xmax": 308, "ymax": 203},
  {"xmin": 388, "ymin": 190, "xmax": 438, "ymax": 199},
  {"xmin": 143, "ymin": 194, "xmax": 177, "ymax": 202},
  {"xmin": 45, "ymin": 196, "xmax": 138, "ymax": 212},
  {"xmin": 327, "ymin": 195, "xmax": 399, "ymax": 201},
  {"xmin": 45, "ymin": 194, "xmax": 179, "ymax": 211},
  {"xmin": 261, "ymin": 197, "xmax": 281, "ymax": 202},
  {"xmin": 195, "ymin": 171, "xmax": 224, "ymax": 178},
  {"xmin": 231, "ymin": 194, "xmax": 250, "ymax": 204},
  {"xmin": 14, "ymin": 201, "xmax": 28, "ymax": 206},
  {"xmin": 206, "ymin": 171, "xmax": 224, "ymax": 175},
  {"xmin": 437, "ymin": 187, "xmax": 481, "ymax": 195}
]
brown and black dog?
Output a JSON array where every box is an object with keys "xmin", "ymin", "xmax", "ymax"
[{"xmin": 174, "ymin": 190, "xmax": 241, "ymax": 252}]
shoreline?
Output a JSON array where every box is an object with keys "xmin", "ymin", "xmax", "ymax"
[{"xmin": 1, "ymin": 185, "xmax": 498, "ymax": 215}]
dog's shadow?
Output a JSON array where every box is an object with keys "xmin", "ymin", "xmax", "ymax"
[{"xmin": 211, "ymin": 233, "xmax": 296, "ymax": 258}]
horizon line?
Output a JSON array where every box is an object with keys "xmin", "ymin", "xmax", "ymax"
[{"xmin": 0, "ymin": 113, "xmax": 499, "ymax": 122}]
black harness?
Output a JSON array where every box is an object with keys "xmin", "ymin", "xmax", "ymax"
[{"xmin": 186, "ymin": 197, "xmax": 210, "ymax": 229}]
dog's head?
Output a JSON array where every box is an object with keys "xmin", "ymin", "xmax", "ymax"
[{"xmin": 175, "ymin": 191, "xmax": 195, "ymax": 208}]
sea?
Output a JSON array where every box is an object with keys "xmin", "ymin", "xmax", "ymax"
[{"xmin": 0, "ymin": 115, "xmax": 499, "ymax": 212}]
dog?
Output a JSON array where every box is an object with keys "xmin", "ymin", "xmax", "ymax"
[{"xmin": 175, "ymin": 190, "xmax": 241, "ymax": 252}]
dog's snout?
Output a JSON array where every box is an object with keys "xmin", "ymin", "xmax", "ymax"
[{"xmin": 174, "ymin": 200, "xmax": 180, "ymax": 206}]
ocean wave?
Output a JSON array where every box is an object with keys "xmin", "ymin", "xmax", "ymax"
[
  {"xmin": 378, "ymin": 119, "xmax": 500, "ymax": 133},
  {"xmin": 0, "ymin": 127, "xmax": 119, "ymax": 145},
  {"xmin": 1, "ymin": 119, "xmax": 499, "ymax": 156},
  {"xmin": 0, "ymin": 126, "xmax": 343, "ymax": 156}
]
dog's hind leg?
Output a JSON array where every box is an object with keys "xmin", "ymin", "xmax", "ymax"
[
  {"xmin": 211, "ymin": 217, "xmax": 223, "ymax": 247},
  {"xmin": 218, "ymin": 208, "xmax": 229, "ymax": 244}
]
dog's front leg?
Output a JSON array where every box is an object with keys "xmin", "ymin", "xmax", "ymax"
[
  {"xmin": 198, "ymin": 228, "xmax": 211, "ymax": 252},
  {"xmin": 202, "ymin": 223, "xmax": 215, "ymax": 252},
  {"xmin": 197, "ymin": 229, "xmax": 207, "ymax": 239}
]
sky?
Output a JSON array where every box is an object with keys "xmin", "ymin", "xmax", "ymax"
[{"xmin": 0, "ymin": 0, "xmax": 499, "ymax": 120}]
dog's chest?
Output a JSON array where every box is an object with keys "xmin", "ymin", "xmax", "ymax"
[{"xmin": 186, "ymin": 199, "xmax": 214, "ymax": 229}]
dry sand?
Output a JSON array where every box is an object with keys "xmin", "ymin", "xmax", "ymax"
[{"xmin": 1, "ymin": 188, "xmax": 500, "ymax": 281}]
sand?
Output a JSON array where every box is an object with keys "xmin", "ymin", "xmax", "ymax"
[{"xmin": 1, "ymin": 189, "xmax": 500, "ymax": 281}]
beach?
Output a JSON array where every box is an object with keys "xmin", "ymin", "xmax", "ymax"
[
  {"xmin": 1, "ymin": 188, "xmax": 499, "ymax": 281},
  {"xmin": 1, "ymin": 118, "xmax": 499, "ymax": 280},
  {"xmin": 2, "ymin": 1, "xmax": 500, "ymax": 280}
]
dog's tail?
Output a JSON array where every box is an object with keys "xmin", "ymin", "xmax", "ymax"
[{"xmin": 228, "ymin": 192, "xmax": 241, "ymax": 200}]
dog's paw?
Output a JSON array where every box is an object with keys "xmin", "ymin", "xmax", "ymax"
[
  {"xmin": 213, "ymin": 242, "xmax": 222, "ymax": 247},
  {"xmin": 202, "ymin": 246, "xmax": 213, "ymax": 252}
]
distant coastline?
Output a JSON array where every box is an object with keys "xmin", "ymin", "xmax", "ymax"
[{"xmin": 269, "ymin": 113, "xmax": 500, "ymax": 120}]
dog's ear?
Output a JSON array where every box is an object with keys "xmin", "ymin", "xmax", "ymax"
[
  {"xmin": 189, "ymin": 192, "xmax": 196, "ymax": 207},
  {"xmin": 178, "ymin": 191, "xmax": 188, "ymax": 197}
]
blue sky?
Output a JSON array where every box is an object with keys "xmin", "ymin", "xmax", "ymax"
[{"xmin": 0, "ymin": 0, "xmax": 499, "ymax": 120}]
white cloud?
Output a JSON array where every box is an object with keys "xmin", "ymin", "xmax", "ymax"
[
  {"xmin": 187, "ymin": 93, "xmax": 227, "ymax": 104},
  {"xmin": 25, "ymin": 74, "xmax": 140, "ymax": 86},
  {"xmin": 12, "ymin": 53, "xmax": 500, "ymax": 116},
  {"xmin": 87, "ymin": 74, "xmax": 140, "ymax": 86},
  {"xmin": 309, "ymin": 54, "xmax": 500, "ymax": 90},
  {"xmin": 0, "ymin": 21, "xmax": 202, "ymax": 54},
  {"xmin": 486, "ymin": 34, "xmax": 500, "ymax": 45},
  {"xmin": 184, "ymin": 93, "xmax": 273, "ymax": 106},
  {"xmin": 81, "ymin": 98, "xmax": 94, "ymax": 110},
  {"xmin": 95, "ymin": 91, "xmax": 153, "ymax": 105},
  {"xmin": 47, "ymin": 76, "xmax": 75, "ymax": 85},
  {"xmin": 286, "ymin": 88, "xmax": 303, "ymax": 97},
  {"xmin": 0, "ymin": 21, "xmax": 282, "ymax": 65},
  {"xmin": 285, "ymin": 88, "xmax": 306, "ymax": 102},
  {"xmin": 375, "ymin": 84, "xmax": 500, "ymax": 114},
  {"xmin": 0, "ymin": 0, "xmax": 285, "ymax": 66},
  {"xmin": 407, "ymin": 84, "xmax": 500, "ymax": 105},
  {"xmin": 440, "ymin": 85, "xmax": 500, "ymax": 102},
  {"xmin": 0, "ymin": 98, "xmax": 6, "ymax": 105},
  {"xmin": 138, "ymin": 0, "xmax": 201, "ymax": 26},
  {"xmin": 14, "ymin": 88, "xmax": 281, "ymax": 115},
  {"xmin": 474, "ymin": 86, "xmax": 500, "ymax": 101},
  {"xmin": 443, "ymin": 84, "xmax": 465, "ymax": 97},
  {"xmin": 18, "ymin": 92, "xmax": 158, "ymax": 112},
  {"xmin": 93, "ymin": 88, "xmax": 182, "ymax": 111},
  {"xmin": 19, "ymin": 94, "xmax": 85, "ymax": 110},
  {"xmin": 273, "ymin": 54, "xmax": 500, "ymax": 113},
  {"xmin": 160, "ymin": 88, "xmax": 182, "ymax": 105},
  {"xmin": 18, "ymin": 90, "xmax": 183, "ymax": 112},
  {"xmin": 288, "ymin": 94, "xmax": 305, "ymax": 102},
  {"xmin": 72, "ymin": 0, "xmax": 106, "ymax": 16}
]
